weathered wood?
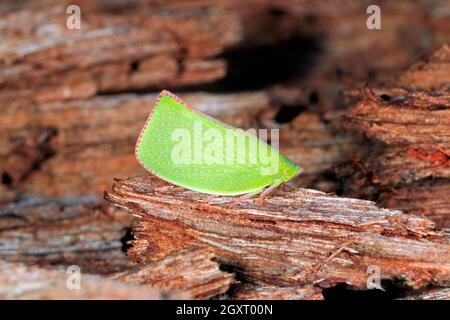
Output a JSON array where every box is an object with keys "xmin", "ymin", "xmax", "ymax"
[
  {"xmin": 0, "ymin": 1, "xmax": 242, "ymax": 99},
  {"xmin": 110, "ymin": 246, "xmax": 234, "ymax": 300},
  {"xmin": 229, "ymin": 284, "xmax": 323, "ymax": 300},
  {"xmin": 0, "ymin": 185, "xmax": 16, "ymax": 205},
  {"xmin": 379, "ymin": 181, "xmax": 450, "ymax": 229},
  {"xmin": 0, "ymin": 260, "xmax": 185, "ymax": 299},
  {"xmin": 0, "ymin": 196, "xmax": 133, "ymax": 274},
  {"xmin": 279, "ymin": 110, "xmax": 367, "ymax": 192},
  {"xmin": 399, "ymin": 287, "xmax": 450, "ymax": 300},
  {"xmin": 336, "ymin": 146, "xmax": 450, "ymax": 190},
  {"xmin": 1, "ymin": 0, "xmax": 449, "ymax": 300},
  {"xmin": 1, "ymin": 0, "xmax": 449, "ymax": 202},
  {"xmin": 336, "ymin": 150, "xmax": 450, "ymax": 228},
  {"xmin": 341, "ymin": 45, "xmax": 450, "ymax": 229},
  {"xmin": 105, "ymin": 175, "xmax": 450, "ymax": 291},
  {"xmin": 235, "ymin": 0, "xmax": 449, "ymax": 78},
  {"xmin": 346, "ymin": 87, "xmax": 450, "ymax": 155},
  {"xmin": 400, "ymin": 44, "xmax": 450, "ymax": 89}
]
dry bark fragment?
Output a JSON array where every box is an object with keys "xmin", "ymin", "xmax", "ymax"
[
  {"xmin": 336, "ymin": 152, "xmax": 450, "ymax": 228},
  {"xmin": 110, "ymin": 246, "xmax": 234, "ymax": 300},
  {"xmin": 0, "ymin": 196, "xmax": 133, "ymax": 274},
  {"xmin": 105, "ymin": 175, "xmax": 450, "ymax": 291},
  {"xmin": 346, "ymin": 87, "xmax": 450, "ymax": 155},
  {"xmin": 1, "ymin": 0, "xmax": 448, "ymax": 103},
  {"xmin": 341, "ymin": 45, "xmax": 450, "ymax": 229},
  {"xmin": 400, "ymin": 44, "xmax": 450, "ymax": 90},
  {"xmin": 0, "ymin": 260, "xmax": 185, "ymax": 299},
  {"xmin": 399, "ymin": 287, "xmax": 450, "ymax": 300},
  {"xmin": 337, "ymin": 146, "xmax": 450, "ymax": 187},
  {"xmin": 336, "ymin": 143, "xmax": 450, "ymax": 227},
  {"xmin": 0, "ymin": 1, "xmax": 242, "ymax": 97},
  {"xmin": 229, "ymin": 283, "xmax": 323, "ymax": 300},
  {"xmin": 277, "ymin": 110, "xmax": 368, "ymax": 192},
  {"xmin": 378, "ymin": 180, "xmax": 450, "ymax": 229}
]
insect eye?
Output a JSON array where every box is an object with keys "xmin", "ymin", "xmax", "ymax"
[{"xmin": 285, "ymin": 169, "xmax": 291, "ymax": 175}]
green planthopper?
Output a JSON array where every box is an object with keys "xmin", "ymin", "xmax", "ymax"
[{"xmin": 135, "ymin": 90, "xmax": 302, "ymax": 204}]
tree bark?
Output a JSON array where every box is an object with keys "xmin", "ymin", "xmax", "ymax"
[
  {"xmin": 340, "ymin": 44, "xmax": 450, "ymax": 228},
  {"xmin": 0, "ymin": 260, "xmax": 185, "ymax": 299},
  {"xmin": 110, "ymin": 246, "xmax": 234, "ymax": 300},
  {"xmin": 0, "ymin": 196, "xmax": 133, "ymax": 274},
  {"xmin": 229, "ymin": 284, "xmax": 323, "ymax": 300},
  {"xmin": 105, "ymin": 175, "xmax": 450, "ymax": 293},
  {"xmin": 347, "ymin": 87, "xmax": 450, "ymax": 155},
  {"xmin": 399, "ymin": 287, "xmax": 450, "ymax": 300}
]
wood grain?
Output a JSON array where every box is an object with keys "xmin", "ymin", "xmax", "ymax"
[{"xmin": 105, "ymin": 175, "xmax": 450, "ymax": 291}]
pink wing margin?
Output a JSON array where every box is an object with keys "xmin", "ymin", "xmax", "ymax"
[{"xmin": 134, "ymin": 90, "xmax": 195, "ymax": 177}]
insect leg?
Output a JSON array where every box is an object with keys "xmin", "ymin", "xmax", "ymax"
[
  {"xmin": 259, "ymin": 180, "xmax": 284, "ymax": 204},
  {"xmin": 230, "ymin": 189, "xmax": 264, "ymax": 206}
]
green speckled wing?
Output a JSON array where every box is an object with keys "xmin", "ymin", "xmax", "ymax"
[{"xmin": 135, "ymin": 90, "xmax": 300, "ymax": 195}]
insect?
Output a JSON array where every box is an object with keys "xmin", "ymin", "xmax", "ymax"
[{"xmin": 135, "ymin": 90, "xmax": 302, "ymax": 205}]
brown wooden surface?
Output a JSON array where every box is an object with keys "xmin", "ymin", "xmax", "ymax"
[
  {"xmin": 230, "ymin": 284, "xmax": 323, "ymax": 300},
  {"xmin": 0, "ymin": 260, "xmax": 185, "ymax": 299},
  {"xmin": 347, "ymin": 87, "xmax": 450, "ymax": 155},
  {"xmin": 105, "ymin": 175, "xmax": 450, "ymax": 292},
  {"xmin": 379, "ymin": 181, "xmax": 450, "ymax": 229},
  {"xmin": 340, "ymin": 44, "xmax": 450, "ymax": 228},
  {"xmin": 0, "ymin": 1, "xmax": 241, "ymax": 99},
  {"xmin": 110, "ymin": 246, "xmax": 234, "ymax": 300},
  {"xmin": 1, "ymin": 0, "xmax": 449, "ymax": 200},
  {"xmin": 0, "ymin": 196, "xmax": 133, "ymax": 274},
  {"xmin": 400, "ymin": 44, "xmax": 450, "ymax": 89},
  {"xmin": 399, "ymin": 287, "xmax": 450, "ymax": 300},
  {"xmin": 1, "ymin": 0, "xmax": 449, "ymax": 300}
]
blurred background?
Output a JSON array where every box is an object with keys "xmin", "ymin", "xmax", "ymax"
[
  {"xmin": 1, "ymin": 0, "xmax": 448, "ymax": 198},
  {"xmin": 0, "ymin": 0, "xmax": 449, "ymax": 275}
]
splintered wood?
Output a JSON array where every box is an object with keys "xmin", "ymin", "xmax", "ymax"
[
  {"xmin": 1, "ymin": 0, "xmax": 450, "ymax": 300},
  {"xmin": 400, "ymin": 287, "xmax": 450, "ymax": 300},
  {"xmin": 0, "ymin": 260, "xmax": 186, "ymax": 300},
  {"xmin": 400, "ymin": 44, "xmax": 450, "ymax": 89},
  {"xmin": 0, "ymin": 2, "xmax": 241, "ymax": 100},
  {"xmin": 342, "ymin": 44, "xmax": 450, "ymax": 228},
  {"xmin": 0, "ymin": 196, "xmax": 133, "ymax": 274},
  {"xmin": 347, "ymin": 88, "xmax": 450, "ymax": 155},
  {"xmin": 378, "ymin": 181, "xmax": 450, "ymax": 229},
  {"xmin": 105, "ymin": 175, "xmax": 450, "ymax": 291},
  {"xmin": 110, "ymin": 246, "xmax": 234, "ymax": 299},
  {"xmin": 1, "ymin": 0, "xmax": 449, "ymax": 200},
  {"xmin": 230, "ymin": 284, "xmax": 323, "ymax": 300}
]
